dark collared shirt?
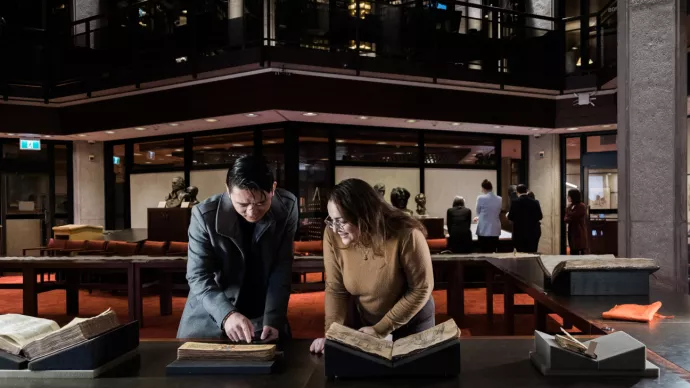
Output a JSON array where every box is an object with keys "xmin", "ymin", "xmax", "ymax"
[{"xmin": 234, "ymin": 217, "xmax": 266, "ymax": 320}]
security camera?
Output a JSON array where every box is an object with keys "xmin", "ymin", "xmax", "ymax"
[
  {"xmin": 88, "ymin": 154, "xmax": 95, "ymax": 161},
  {"xmin": 87, "ymin": 140, "xmax": 96, "ymax": 145},
  {"xmin": 533, "ymin": 133, "xmax": 542, "ymax": 139}
]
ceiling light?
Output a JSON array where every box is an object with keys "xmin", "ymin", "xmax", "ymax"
[
  {"xmin": 406, "ymin": 119, "xmax": 417, "ymax": 123},
  {"xmin": 205, "ymin": 118, "xmax": 218, "ymax": 123},
  {"xmin": 302, "ymin": 112, "xmax": 318, "ymax": 117},
  {"xmin": 7, "ymin": 133, "xmax": 14, "ymax": 136},
  {"xmin": 603, "ymin": 124, "xmax": 611, "ymax": 128},
  {"xmin": 203, "ymin": 146, "xmax": 212, "ymax": 149},
  {"xmin": 105, "ymin": 131, "xmax": 115, "ymax": 134},
  {"xmin": 166, "ymin": 154, "xmax": 173, "ymax": 157},
  {"xmin": 145, "ymin": 161, "xmax": 152, "ymax": 164},
  {"xmin": 377, "ymin": 142, "xmax": 387, "ymax": 145},
  {"xmin": 336, "ymin": 139, "xmax": 345, "ymax": 143},
  {"xmin": 358, "ymin": 116, "xmax": 369, "ymax": 120},
  {"xmin": 567, "ymin": 127, "xmax": 579, "ymax": 131},
  {"xmin": 135, "ymin": 127, "xmax": 147, "ymax": 131},
  {"xmin": 266, "ymin": 140, "xmax": 276, "ymax": 144},
  {"xmin": 78, "ymin": 134, "xmax": 87, "ymax": 137},
  {"xmin": 453, "ymin": 145, "xmax": 461, "ymax": 148},
  {"xmin": 175, "ymin": 148, "xmax": 183, "ymax": 152},
  {"xmin": 169, "ymin": 123, "xmax": 179, "ymax": 127},
  {"xmin": 232, "ymin": 143, "xmax": 243, "ymax": 147},
  {"xmin": 493, "ymin": 125, "xmax": 502, "ymax": 129},
  {"xmin": 43, "ymin": 135, "xmax": 52, "ymax": 138},
  {"xmin": 452, "ymin": 123, "xmax": 461, "ymax": 126},
  {"xmin": 531, "ymin": 128, "xmax": 540, "ymax": 131},
  {"xmin": 565, "ymin": 182, "xmax": 578, "ymax": 188},
  {"xmin": 245, "ymin": 113, "xmax": 260, "ymax": 118},
  {"xmin": 134, "ymin": 153, "xmax": 142, "ymax": 156}
]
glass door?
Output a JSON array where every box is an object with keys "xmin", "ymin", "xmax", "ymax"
[
  {"xmin": 583, "ymin": 166, "xmax": 618, "ymax": 255},
  {"xmin": 2, "ymin": 173, "xmax": 52, "ymax": 256}
]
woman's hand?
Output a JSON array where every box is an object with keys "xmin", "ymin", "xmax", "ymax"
[
  {"xmin": 358, "ymin": 326, "xmax": 381, "ymax": 337},
  {"xmin": 310, "ymin": 338, "xmax": 326, "ymax": 354}
]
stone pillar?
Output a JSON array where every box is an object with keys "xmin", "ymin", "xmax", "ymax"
[
  {"xmin": 228, "ymin": 0, "xmax": 244, "ymax": 46},
  {"xmin": 617, "ymin": 0, "xmax": 688, "ymax": 292},
  {"xmin": 526, "ymin": 0, "xmax": 553, "ymax": 34},
  {"xmin": 529, "ymin": 134, "xmax": 561, "ymax": 254},
  {"xmin": 73, "ymin": 141, "xmax": 105, "ymax": 227}
]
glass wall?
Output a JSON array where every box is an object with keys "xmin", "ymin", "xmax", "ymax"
[
  {"xmin": 193, "ymin": 132, "xmax": 254, "ymax": 167},
  {"xmin": 425, "ymin": 133, "xmax": 497, "ymax": 166},
  {"xmin": 297, "ymin": 128, "xmax": 330, "ymax": 242},
  {"xmin": 133, "ymin": 138, "xmax": 185, "ymax": 170},
  {"xmin": 262, "ymin": 129, "xmax": 285, "ymax": 186},
  {"xmin": 335, "ymin": 128, "xmax": 418, "ymax": 164},
  {"xmin": 112, "ymin": 144, "xmax": 127, "ymax": 230}
]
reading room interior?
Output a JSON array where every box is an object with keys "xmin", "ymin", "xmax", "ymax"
[{"xmin": 0, "ymin": 0, "xmax": 689, "ymax": 384}]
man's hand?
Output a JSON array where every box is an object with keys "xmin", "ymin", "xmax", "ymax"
[
  {"xmin": 358, "ymin": 326, "xmax": 381, "ymax": 338},
  {"xmin": 261, "ymin": 326, "xmax": 279, "ymax": 342},
  {"xmin": 223, "ymin": 312, "xmax": 255, "ymax": 343}
]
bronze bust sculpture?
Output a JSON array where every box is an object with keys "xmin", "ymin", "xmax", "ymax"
[
  {"xmin": 390, "ymin": 187, "xmax": 413, "ymax": 216},
  {"xmin": 415, "ymin": 193, "xmax": 427, "ymax": 216},
  {"xmin": 186, "ymin": 186, "xmax": 200, "ymax": 207},
  {"xmin": 373, "ymin": 183, "xmax": 386, "ymax": 198},
  {"xmin": 164, "ymin": 176, "xmax": 191, "ymax": 208}
]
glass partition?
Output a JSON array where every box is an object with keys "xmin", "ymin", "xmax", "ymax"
[
  {"xmin": 133, "ymin": 138, "xmax": 185, "ymax": 170},
  {"xmin": 193, "ymin": 132, "xmax": 254, "ymax": 167},
  {"xmin": 262, "ymin": 129, "xmax": 286, "ymax": 185},
  {"xmin": 335, "ymin": 128, "xmax": 418, "ymax": 164},
  {"xmin": 425, "ymin": 132, "xmax": 496, "ymax": 166},
  {"xmin": 298, "ymin": 128, "xmax": 330, "ymax": 242}
]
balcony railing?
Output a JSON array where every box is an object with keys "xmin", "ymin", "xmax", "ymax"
[{"xmin": 0, "ymin": 0, "xmax": 617, "ymax": 102}]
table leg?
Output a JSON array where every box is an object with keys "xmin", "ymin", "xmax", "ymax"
[
  {"xmin": 159, "ymin": 270, "xmax": 173, "ymax": 316},
  {"xmin": 128, "ymin": 265, "xmax": 144, "ymax": 327},
  {"xmin": 65, "ymin": 270, "xmax": 79, "ymax": 316},
  {"xmin": 503, "ymin": 280, "xmax": 515, "ymax": 335},
  {"xmin": 485, "ymin": 266, "xmax": 494, "ymax": 325},
  {"xmin": 446, "ymin": 262, "xmax": 465, "ymax": 325},
  {"xmin": 534, "ymin": 301, "xmax": 547, "ymax": 332},
  {"xmin": 22, "ymin": 267, "xmax": 38, "ymax": 316}
]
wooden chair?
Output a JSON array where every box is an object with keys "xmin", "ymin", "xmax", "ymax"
[
  {"xmin": 139, "ymin": 241, "xmax": 169, "ymax": 256},
  {"xmin": 166, "ymin": 242, "xmax": 188, "ymax": 256}
]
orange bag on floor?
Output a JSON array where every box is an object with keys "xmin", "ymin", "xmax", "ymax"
[{"xmin": 602, "ymin": 301, "xmax": 673, "ymax": 322}]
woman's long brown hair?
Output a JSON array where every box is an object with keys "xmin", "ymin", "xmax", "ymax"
[{"xmin": 329, "ymin": 178, "xmax": 426, "ymax": 256}]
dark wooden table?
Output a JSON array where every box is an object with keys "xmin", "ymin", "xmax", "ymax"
[{"xmin": 2, "ymin": 339, "xmax": 687, "ymax": 387}]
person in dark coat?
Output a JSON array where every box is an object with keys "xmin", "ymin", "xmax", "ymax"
[
  {"xmin": 565, "ymin": 188, "xmax": 587, "ymax": 255},
  {"xmin": 507, "ymin": 185, "xmax": 543, "ymax": 253},
  {"xmin": 446, "ymin": 196, "xmax": 473, "ymax": 253}
]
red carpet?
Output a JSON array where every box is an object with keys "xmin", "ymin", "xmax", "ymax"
[{"xmin": 0, "ymin": 274, "xmax": 569, "ymax": 338}]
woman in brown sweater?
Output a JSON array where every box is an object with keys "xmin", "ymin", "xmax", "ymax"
[
  {"xmin": 309, "ymin": 178, "xmax": 435, "ymax": 354},
  {"xmin": 565, "ymin": 188, "xmax": 587, "ymax": 255}
]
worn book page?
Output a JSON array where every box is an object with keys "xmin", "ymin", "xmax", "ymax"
[
  {"xmin": 326, "ymin": 322, "xmax": 394, "ymax": 360},
  {"xmin": 179, "ymin": 342, "xmax": 275, "ymax": 352},
  {"xmin": 0, "ymin": 314, "xmax": 59, "ymax": 353},
  {"xmin": 391, "ymin": 319, "xmax": 459, "ymax": 359}
]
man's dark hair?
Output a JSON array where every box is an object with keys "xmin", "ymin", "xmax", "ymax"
[
  {"xmin": 567, "ymin": 188, "xmax": 582, "ymax": 204},
  {"xmin": 226, "ymin": 155, "xmax": 274, "ymax": 193},
  {"xmin": 516, "ymin": 184, "xmax": 528, "ymax": 194},
  {"xmin": 481, "ymin": 179, "xmax": 493, "ymax": 191}
]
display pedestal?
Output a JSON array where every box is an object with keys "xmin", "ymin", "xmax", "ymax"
[
  {"xmin": 530, "ymin": 331, "xmax": 659, "ymax": 377},
  {"xmin": 166, "ymin": 359, "xmax": 277, "ymax": 375},
  {"xmin": 147, "ymin": 208, "xmax": 192, "ymax": 242},
  {"xmin": 550, "ymin": 271, "xmax": 651, "ymax": 296},
  {"xmin": 324, "ymin": 339, "xmax": 461, "ymax": 379}
]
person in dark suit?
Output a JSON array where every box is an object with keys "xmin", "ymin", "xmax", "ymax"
[
  {"xmin": 177, "ymin": 155, "xmax": 298, "ymax": 342},
  {"xmin": 565, "ymin": 188, "xmax": 587, "ymax": 255},
  {"xmin": 446, "ymin": 196, "xmax": 473, "ymax": 253},
  {"xmin": 507, "ymin": 184, "xmax": 543, "ymax": 253}
]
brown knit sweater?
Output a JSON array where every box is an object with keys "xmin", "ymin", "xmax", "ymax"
[{"xmin": 323, "ymin": 227, "xmax": 434, "ymax": 337}]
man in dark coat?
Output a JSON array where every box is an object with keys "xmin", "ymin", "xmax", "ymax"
[
  {"xmin": 177, "ymin": 155, "xmax": 298, "ymax": 342},
  {"xmin": 507, "ymin": 184, "xmax": 543, "ymax": 253}
]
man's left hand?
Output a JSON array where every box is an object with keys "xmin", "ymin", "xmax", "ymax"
[
  {"xmin": 261, "ymin": 326, "xmax": 279, "ymax": 342},
  {"xmin": 358, "ymin": 326, "xmax": 381, "ymax": 338}
]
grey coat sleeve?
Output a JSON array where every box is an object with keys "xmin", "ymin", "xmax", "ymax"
[
  {"xmin": 263, "ymin": 198, "xmax": 299, "ymax": 329},
  {"xmin": 186, "ymin": 207, "xmax": 236, "ymax": 329}
]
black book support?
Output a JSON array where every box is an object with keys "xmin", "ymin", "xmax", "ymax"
[
  {"xmin": 324, "ymin": 339, "xmax": 461, "ymax": 379},
  {"xmin": 28, "ymin": 321, "xmax": 140, "ymax": 371},
  {"xmin": 0, "ymin": 351, "xmax": 27, "ymax": 370}
]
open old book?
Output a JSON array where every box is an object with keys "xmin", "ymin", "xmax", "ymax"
[
  {"xmin": 0, "ymin": 309, "xmax": 120, "ymax": 360},
  {"xmin": 326, "ymin": 319, "xmax": 460, "ymax": 361}
]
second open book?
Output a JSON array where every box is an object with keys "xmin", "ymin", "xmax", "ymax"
[{"xmin": 325, "ymin": 319, "xmax": 460, "ymax": 361}]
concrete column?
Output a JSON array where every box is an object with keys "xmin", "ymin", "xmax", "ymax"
[
  {"xmin": 617, "ymin": 0, "xmax": 687, "ymax": 292},
  {"xmin": 526, "ymin": 0, "xmax": 553, "ymax": 34},
  {"xmin": 228, "ymin": 0, "xmax": 244, "ymax": 46},
  {"xmin": 529, "ymin": 134, "xmax": 561, "ymax": 254},
  {"xmin": 73, "ymin": 141, "xmax": 105, "ymax": 227}
]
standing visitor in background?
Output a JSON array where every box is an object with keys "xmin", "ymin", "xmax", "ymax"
[
  {"xmin": 527, "ymin": 191, "xmax": 541, "ymax": 249},
  {"xmin": 447, "ymin": 196, "xmax": 472, "ymax": 253},
  {"xmin": 565, "ymin": 188, "xmax": 587, "ymax": 255},
  {"xmin": 474, "ymin": 179, "xmax": 502, "ymax": 253},
  {"xmin": 508, "ymin": 184, "xmax": 542, "ymax": 253}
]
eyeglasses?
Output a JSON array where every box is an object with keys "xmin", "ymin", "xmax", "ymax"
[{"xmin": 324, "ymin": 216, "xmax": 348, "ymax": 231}]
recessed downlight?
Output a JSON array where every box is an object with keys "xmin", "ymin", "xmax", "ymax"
[
  {"xmin": 78, "ymin": 134, "xmax": 87, "ymax": 137},
  {"xmin": 567, "ymin": 127, "xmax": 579, "ymax": 131},
  {"xmin": 266, "ymin": 140, "xmax": 276, "ymax": 144},
  {"xmin": 105, "ymin": 131, "xmax": 116, "ymax": 134},
  {"xmin": 406, "ymin": 119, "xmax": 417, "ymax": 123},
  {"xmin": 531, "ymin": 128, "xmax": 540, "ymax": 131},
  {"xmin": 175, "ymin": 148, "xmax": 183, "ymax": 152},
  {"xmin": 7, "ymin": 133, "xmax": 14, "ymax": 136},
  {"xmin": 336, "ymin": 139, "xmax": 345, "ymax": 143},
  {"xmin": 169, "ymin": 123, "xmax": 180, "ymax": 127},
  {"xmin": 204, "ymin": 118, "xmax": 218, "ymax": 123},
  {"xmin": 232, "ymin": 143, "xmax": 243, "ymax": 147},
  {"xmin": 358, "ymin": 116, "xmax": 369, "ymax": 120},
  {"xmin": 493, "ymin": 125, "xmax": 502, "ymax": 129},
  {"xmin": 302, "ymin": 112, "xmax": 318, "ymax": 117},
  {"xmin": 376, "ymin": 142, "xmax": 387, "ymax": 145},
  {"xmin": 135, "ymin": 127, "xmax": 147, "ymax": 131},
  {"xmin": 452, "ymin": 122, "xmax": 461, "ymax": 126},
  {"xmin": 603, "ymin": 124, "xmax": 612, "ymax": 128},
  {"xmin": 245, "ymin": 113, "xmax": 260, "ymax": 118}
]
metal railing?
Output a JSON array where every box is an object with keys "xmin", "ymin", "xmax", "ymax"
[{"xmin": 0, "ymin": 0, "xmax": 617, "ymax": 102}]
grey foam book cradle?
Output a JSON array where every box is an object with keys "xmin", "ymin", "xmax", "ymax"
[{"xmin": 530, "ymin": 330, "xmax": 659, "ymax": 377}]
